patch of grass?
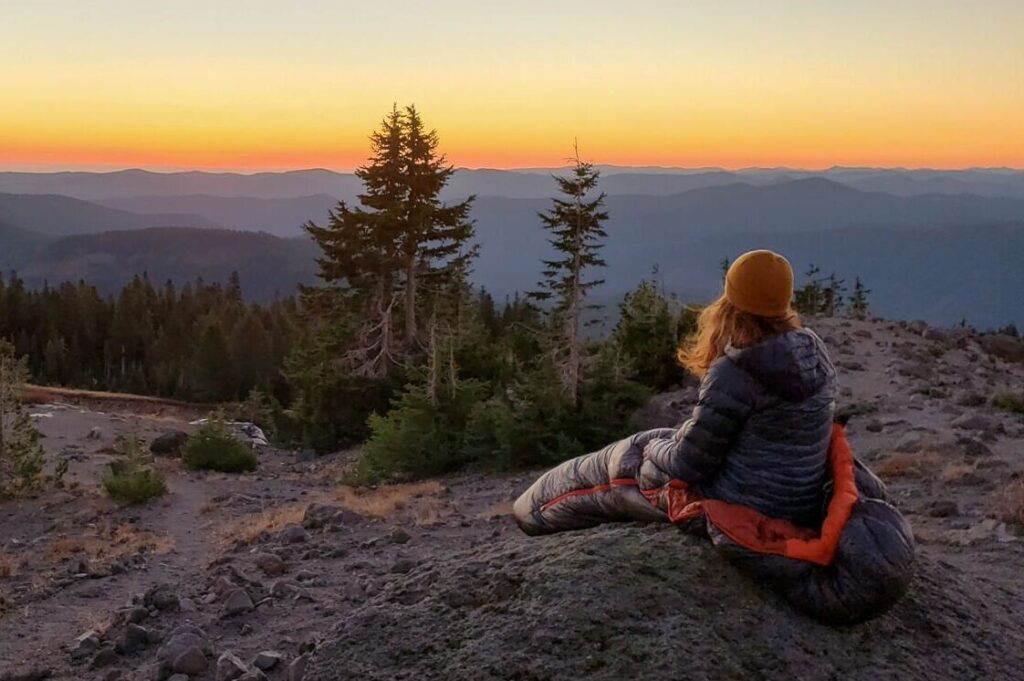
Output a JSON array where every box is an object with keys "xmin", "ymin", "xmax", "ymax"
[
  {"xmin": 334, "ymin": 481, "xmax": 444, "ymax": 518},
  {"xmin": 47, "ymin": 522, "xmax": 173, "ymax": 563},
  {"xmin": 182, "ymin": 416, "xmax": 257, "ymax": 473},
  {"xmin": 0, "ymin": 553, "xmax": 19, "ymax": 579},
  {"xmin": 874, "ymin": 450, "xmax": 941, "ymax": 479},
  {"xmin": 991, "ymin": 392, "xmax": 1024, "ymax": 415},
  {"xmin": 939, "ymin": 462, "xmax": 977, "ymax": 484},
  {"xmin": 996, "ymin": 480, "xmax": 1024, "ymax": 526},
  {"xmin": 215, "ymin": 503, "xmax": 306, "ymax": 548}
]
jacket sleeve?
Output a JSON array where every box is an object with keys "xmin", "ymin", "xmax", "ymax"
[{"xmin": 643, "ymin": 358, "xmax": 757, "ymax": 484}]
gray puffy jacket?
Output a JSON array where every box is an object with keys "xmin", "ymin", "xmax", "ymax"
[{"xmin": 642, "ymin": 328, "xmax": 836, "ymax": 527}]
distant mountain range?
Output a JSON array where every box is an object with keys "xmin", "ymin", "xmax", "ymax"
[{"xmin": 0, "ymin": 168, "xmax": 1022, "ymax": 327}]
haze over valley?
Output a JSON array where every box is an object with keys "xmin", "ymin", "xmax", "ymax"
[{"xmin": 2, "ymin": 166, "xmax": 1022, "ymax": 328}]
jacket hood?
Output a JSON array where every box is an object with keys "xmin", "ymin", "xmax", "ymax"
[{"xmin": 725, "ymin": 328, "xmax": 835, "ymax": 401}]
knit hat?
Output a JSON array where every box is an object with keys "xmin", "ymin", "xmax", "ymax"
[{"xmin": 725, "ymin": 250, "xmax": 794, "ymax": 317}]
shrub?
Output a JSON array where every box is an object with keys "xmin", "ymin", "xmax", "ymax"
[
  {"xmin": 992, "ymin": 392, "xmax": 1024, "ymax": 415},
  {"xmin": 103, "ymin": 468, "xmax": 167, "ymax": 504},
  {"xmin": 102, "ymin": 436, "xmax": 166, "ymax": 504},
  {"xmin": 0, "ymin": 341, "xmax": 45, "ymax": 496},
  {"xmin": 182, "ymin": 416, "xmax": 258, "ymax": 473},
  {"xmin": 354, "ymin": 379, "xmax": 485, "ymax": 484}
]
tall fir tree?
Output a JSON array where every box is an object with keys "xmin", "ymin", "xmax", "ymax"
[
  {"xmin": 400, "ymin": 105, "xmax": 476, "ymax": 345},
  {"xmin": 303, "ymin": 105, "xmax": 407, "ymax": 378},
  {"xmin": 847, "ymin": 276, "xmax": 871, "ymax": 320},
  {"xmin": 529, "ymin": 146, "xmax": 608, "ymax": 405}
]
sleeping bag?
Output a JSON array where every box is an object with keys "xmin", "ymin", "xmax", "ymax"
[{"xmin": 513, "ymin": 424, "xmax": 915, "ymax": 625}]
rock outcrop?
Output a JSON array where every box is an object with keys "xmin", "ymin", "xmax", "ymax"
[{"xmin": 307, "ymin": 524, "xmax": 1024, "ymax": 681}]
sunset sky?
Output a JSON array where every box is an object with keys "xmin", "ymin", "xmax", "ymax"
[{"xmin": 3, "ymin": 1, "xmax": 1023, "ymax": 171}]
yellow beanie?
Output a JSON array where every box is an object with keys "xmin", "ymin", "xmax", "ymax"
[{"xmin": 725, "ymin": 250, "xmax": 794, "ymax": 317}]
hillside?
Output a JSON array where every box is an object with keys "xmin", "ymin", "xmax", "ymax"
[
  {"xmin": 0, "ymin": 192, "xmax": 221, "ymax": 237},
  {"xmin": 2, "ymin": 179, "xmax": 1023, "ymax": 324},
  {"xmin": 15, "ymin": 227, "xmax": 318, "ymax": 299},
  {"xmin": 5, "ymin": 167, "xmax": 1024, "ymax": 200},
  {"xmin": 1, "ymin": 316, "xmax": 1023, "ymax": 680},
  {"xmin": 96, "ymin": 193, "xmax": 340, "ymax": 237}
]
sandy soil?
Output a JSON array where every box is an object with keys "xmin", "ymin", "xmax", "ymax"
[{"xmin": 1, "ymin": 316, "xmax": 1022, "ymax": 681}]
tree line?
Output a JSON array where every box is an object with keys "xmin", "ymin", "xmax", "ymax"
[{"xmin": 0, "ymin": 272, "xmax": 298, "ymax": 403}]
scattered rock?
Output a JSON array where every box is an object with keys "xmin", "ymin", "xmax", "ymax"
[
  {"xmin": 279, "ymin": 523, "xmax": 310, "ymax": 544},
  {"xmin": 927, "ymin": 500, "xmax": 959, "ymax": 518},
  {"xmin": 144, "ymin": 584, "xmax": 180, "ymax": 611},
  {"xmin": 391, "ymin": 557, "xmax": 417, "ymax": 574},
  {"xmin": 389, "ymin": 528, "xmax": 411, "ymax": 544},
  {"xmin": 956, "ymin": 392, "xmax": 987, "ymax": 407},
  {"xmin": 951, "ymin": 413, "xmax": 1000, "ymax": 432},
  {"xmin": 978, "ymin": 334, "xmax": 1024, "ymax": 363},
  {"xmin": 90, "ymin": 646, "xmax": 118, "ymax": 669},
  {"xmin": 222, "ymin": 588, "xmax": 255, "ymax": 617},
  {"xmin": 865, "ymin": 419, "xmax": 883, "ymax": 433},
  {"xmin": 86, "ymin": 426, "xmax": 103, "ymax": 440},
  {"xmin": 253, "ymin": 552, "xmax": 288, "ymax": 576},
  {"xmin": 150, "ymin": 430, "xmax": 189, "ymax": 457},
  {"xmin": 117, "ymin": 623, "xmax": 149, "ymax": 655},
  {"xmin": 253, "ymin": 651, "xmax": 283, "ymax": 671},
  {"xmin": 287, "ymin": 654, "xmax": 310, "ymax": 681},
  {"xmin": 296, "ymin": 449, "xmax": 317, "ymax": 463},
  {"xmin": 126, "ymin": 606, "xmax": 148, "ymax": 624},
  {"xmin": 304, "ymin": 525, "xmax": 1024, "ymax": 681},
  {"xmin": 158, "ymin": 628, "xmax": 209, "ymax": 665},
  {"xmin": 216, "ymin": 652, "xmax": 248, "ymax": 681},
  {"xmin": 172, "ymin": 647, "xmax": 209, "ymax": 676},
  {"xmin": 70, "ymin": 630, "xmax": 101, "ymax": 660},
  {"xmin": 302, "ymin": 504, "xmax": 350, "ymax": 530}
]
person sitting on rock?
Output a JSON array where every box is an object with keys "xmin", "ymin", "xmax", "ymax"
[
  {"xmin": 514, "ymin": 251, "xmax": 914, "ymax": 625},
  {"xmin": 637, "ymin": 249, "xmax": 836, "ymax": 527}
]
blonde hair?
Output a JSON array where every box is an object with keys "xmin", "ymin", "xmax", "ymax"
[{"xmin": 677, "ymin": 294, "xmax": 801, "ymax": 378}]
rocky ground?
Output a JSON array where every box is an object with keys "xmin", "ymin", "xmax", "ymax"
[{"xmin": 1, "ymin": 316, "xmax": 1023, "ymax": 681}]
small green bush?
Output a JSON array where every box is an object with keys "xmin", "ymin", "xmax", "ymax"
[
  {"xmin": 102, "ymin": 435, "xmax": 166, "ymax": 504},
  {"xmin": 103, "ymin": 467, "xmax": 167, "ymax": 504},
  {"xmin": 182, "ymin": 417, "xmax": 258, "ymax": 473},
  {"xmin": 992, "ymin": 392, "xmax": 1024, "ymax": 415}
]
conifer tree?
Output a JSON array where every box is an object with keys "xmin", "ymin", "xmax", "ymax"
[
  {"xmin": 303, "ymin": 105, "xmax": 407, "ymax": 378},
  {"xmin": 0, "ymin": 340, "xmax": 44, "ymax": 496},
  {"xmin": 400, "ymin": 105, "xmax": 476, "ymax": 344},
  {"xmin": 529, "ymin": 146, "xmax": 608, "ymax": 405},
  {"xmin": 847, "ymin": 276, "xmax": 871, "ymax": 320}
]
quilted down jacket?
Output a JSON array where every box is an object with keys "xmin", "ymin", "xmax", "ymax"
[
  {"xmin": 642, "ymin": 328, "xmax": 837, "ymax": 527},
  {"xmin": 513, "ymin": 424, "xmax": 915, "ymax": 624}
]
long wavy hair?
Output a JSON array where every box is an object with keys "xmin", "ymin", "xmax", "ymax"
[{"xmin": 677, "ymin": 295, "xmax": 801, "ymax": 378}]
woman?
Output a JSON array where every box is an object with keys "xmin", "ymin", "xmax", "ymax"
[
  {"xmin": 514, "ymin": 249, "xmax": 836, "ymax": 532},
  {"xmin": 513, "ymin": 250, "xmax": 914, "ymax": 625},
  {"xmin": 639, "ymin": 249, "xmax": 836, "ymax": 527}
]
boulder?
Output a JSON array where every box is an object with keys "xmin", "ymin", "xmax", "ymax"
[
  {"xmin": 150, "ymin": 430, "xmax": 189, "ymax": 457},
  {"xmin": 222, "ymin": 588, "xmax": 255, "ymax": 617},
  {"xmin": 216, "ymin": 652, "xmax": 248, "ymax": 681},
  {"xmin": 173, "ymin": 647, "xmax": 209, "ymax": 676},
  {"xmin": 254, "ymin": 552, "xmax": 288, "ymax": 576},
  {"xmin": 279, "ymin": 523, "xmax": 311, "ymax": 544},
  {"xmin": 305, "ymin": 525, "xmax": 1024, "ymax": 681},
  {"xmin": 302, "ymin": 504, "xmax": 354, "ymax": 530},
  {"xmin": 253, "ymin": 651, "xmax": 284, "ymax": 671}
]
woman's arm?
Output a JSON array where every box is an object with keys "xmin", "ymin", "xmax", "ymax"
[{"xmin": 642, "ymin": 358, "xmax": 757, "ymax": 484}]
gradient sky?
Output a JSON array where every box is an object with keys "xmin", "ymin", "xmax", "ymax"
[{"xmin": 2, "ymin": 1, "xmax": 1022, "ymax": 171}]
